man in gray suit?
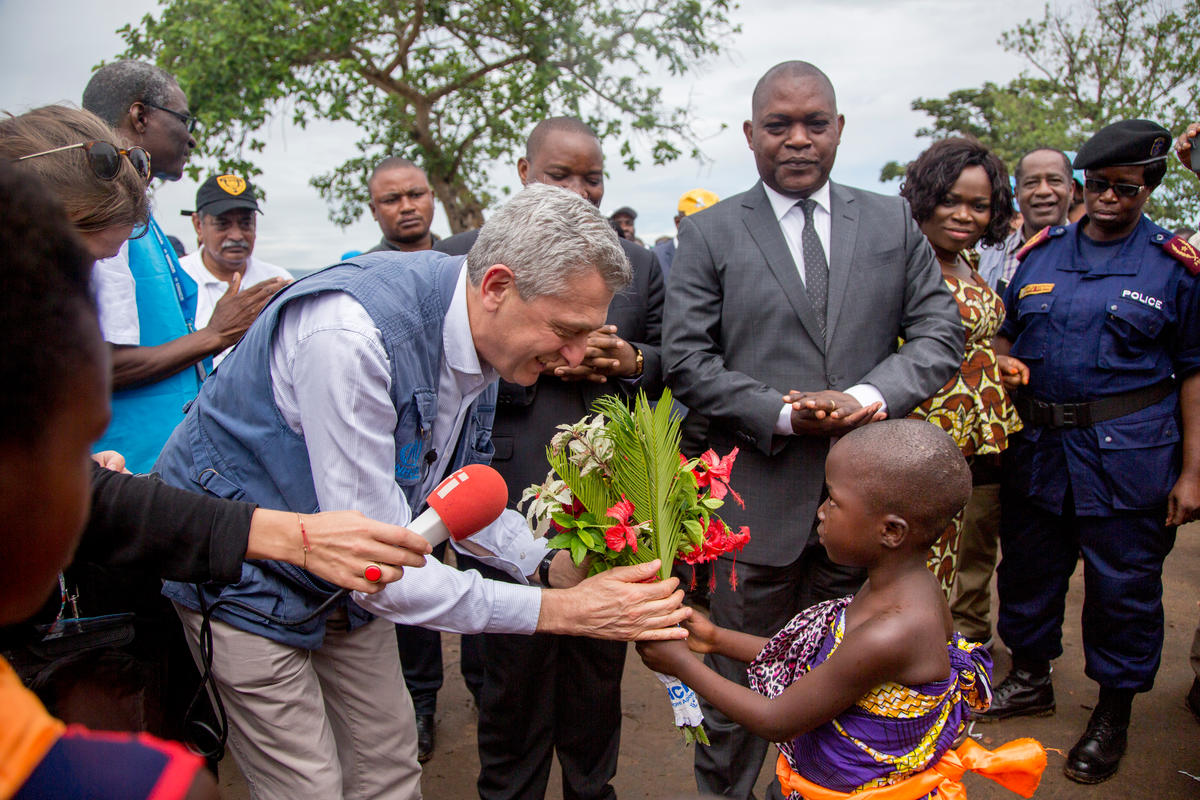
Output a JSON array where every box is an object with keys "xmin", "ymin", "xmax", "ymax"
[{"xmin": 663, "ymin": 61, "xmax": 962, "ymax": 798}]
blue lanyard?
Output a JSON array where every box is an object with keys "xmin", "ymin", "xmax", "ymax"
[{"xmin": 146, "ymin": 218, "xmax": 208, "ymax": 381}]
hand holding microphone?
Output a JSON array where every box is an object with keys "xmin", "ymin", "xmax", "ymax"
[{"xmin": 362, "ymin": 464, "xmax": 510, "ymax": 583}]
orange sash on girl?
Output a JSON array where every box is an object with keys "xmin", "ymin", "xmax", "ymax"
[{"xmin": 775, "ymin": 737, "xmax": 1046, "ymax": 800}]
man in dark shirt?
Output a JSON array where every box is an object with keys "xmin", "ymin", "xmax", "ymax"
[{"xmin": 436, "ymin": 117, "xmax": 664, "ymax": 800}]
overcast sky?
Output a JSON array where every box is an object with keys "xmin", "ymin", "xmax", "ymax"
[{"xmin": 1, "ymin": 0, "xmax": 1054, "ymax": 271}]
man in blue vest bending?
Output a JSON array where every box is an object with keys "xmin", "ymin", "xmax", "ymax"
[{"xmin": 158, "ymin": 184, "xmax": 690, "ymax": 799}]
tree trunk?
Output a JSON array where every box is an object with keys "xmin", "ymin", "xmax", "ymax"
[{"xmin": 430, "ymin": 172, "xmax": 486, "ymax": 233}]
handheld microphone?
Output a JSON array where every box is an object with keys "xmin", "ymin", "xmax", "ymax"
[{"xmin": 407, "ymin": 464, "xmax": 509, "ymax": 546}]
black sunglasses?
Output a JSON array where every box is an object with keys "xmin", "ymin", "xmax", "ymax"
[
  {"xmin": 1083, "ymin": 177, "xmax": 1144, "ymax": 199},
  {"xmin": 144, "ymin": 101, "xmax": 200, "ymax": 134},
  {"xmin": 17, "ymin": 140, "xmax": 152, "ymax": 181}
]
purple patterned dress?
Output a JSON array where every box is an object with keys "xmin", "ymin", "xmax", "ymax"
[{"xmin": 747, "ymin": 597, "xmax": 992, "ymax": 795}]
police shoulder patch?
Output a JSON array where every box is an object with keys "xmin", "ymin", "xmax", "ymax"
[
  {"xmin": 1015, "ymin": 226, "xmax": 1056, "ymax": 262},
  {"xmin": 1161, "ymin": 235, "xmax": 1200, "ymax": 276}
]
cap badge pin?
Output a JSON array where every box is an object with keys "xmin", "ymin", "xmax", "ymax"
[
  {"xmin": 217, "ymin": 174, "xmax": 247, "ymax": 195},
  {"xmin": 1150, "ymin": 137, "xmax": 1168, "ymax": 157}
]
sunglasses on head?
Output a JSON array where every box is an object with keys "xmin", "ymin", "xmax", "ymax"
[
  {"xmin": 1083, "ymin": 177, "xmax": 1144, "ymax": 199},
  {"xmin": 16, "ymin": 140, "xmax": 152, "ymax": 181}
]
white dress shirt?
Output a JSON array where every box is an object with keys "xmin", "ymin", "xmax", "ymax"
[
  {"xmin": 93, "ymin": 242, "xmax": 140, "ymax": 346},
  {"xmin": 266, "ymin": 262, "xmax": 546, "ymax": 634},
  {"xmin": 761, "ymin": 181, "xmax": 887, "ymax": 434},
  {"xmin": 179, "ymin": 249, "xmax": 292, "ymax": 367}
]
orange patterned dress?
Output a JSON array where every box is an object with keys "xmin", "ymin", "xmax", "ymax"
[{"xmin": 910, "ymin": 270, "xmax": 1022, "ymax": 596}]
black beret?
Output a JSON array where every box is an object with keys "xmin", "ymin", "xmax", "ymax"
[
  {"xmin": 1073, "ymin": 119, "xmax": 1172, "ymax": 170},
  {"xmin": 610, "ymin": 206, "xmax": 637, "ymax": 220}
]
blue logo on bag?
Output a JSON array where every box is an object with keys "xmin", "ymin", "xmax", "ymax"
[{"xmin": 396, "ymin": 440, "xmax": 422, "ymax": 481}]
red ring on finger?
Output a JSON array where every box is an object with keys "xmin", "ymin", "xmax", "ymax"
[{"xmin": 364, "ymin": 564, "xmax": 383, "ymax": 583}]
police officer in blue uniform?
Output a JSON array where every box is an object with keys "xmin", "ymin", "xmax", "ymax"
[{"xmin": 976, "ymin": 119, "xmax": 1200, "ymax": 784}]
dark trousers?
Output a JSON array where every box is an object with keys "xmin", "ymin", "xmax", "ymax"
[
  {"xmin": 997, "ymin": 487, "xmax": 1176, "ymax": 691},
  {"xmin": 467, "ymin": 558, "xmax": 624, "ymax": 800},
  {"xmin": 694, "ymin": 538, "xmax": 865, "ymax": 800},
  {"xmin": 396, "ymin": 541, "xmax": 484, "ymax": 715}
]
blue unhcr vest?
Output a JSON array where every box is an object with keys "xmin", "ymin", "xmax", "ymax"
[
  {"xmin": 159, "ymin": 251, "xmax": 497, "ymax": 648},
  {"xmin": 94, "ymin": 215, "xmax": 209, "ymax": 473}
]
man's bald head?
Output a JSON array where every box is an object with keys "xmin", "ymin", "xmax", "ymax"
[
  {"xmin": 519, "ymin": 117, "xmax": 606, "ymax": 207},
  {"xmin": 751, "ymin": 61, "xmax": 837, "ymax": 120},
  {"xmin": 526, "ymin": 117, "xmax": 598, "ymax": 161}
]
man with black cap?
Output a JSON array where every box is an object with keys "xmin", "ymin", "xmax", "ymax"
[
  {"xmin": 609, "ymin": 205, "xmax": 639, "ymax": 243},
  {"xmin": 980, "ymin": 119, "xmax": 1200, "ymax": 785},
  {"xmin": 179, "ymin": 174, "xmax": 290, "ymax": 367}
]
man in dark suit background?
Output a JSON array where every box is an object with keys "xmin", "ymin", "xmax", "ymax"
[
  {"xmin": 436, "ymin": 116, "xmax": 664, "ymax": 800},
  {"xmin": 663, "ymin": 61, "xmax": 962, "ymax": 798}
]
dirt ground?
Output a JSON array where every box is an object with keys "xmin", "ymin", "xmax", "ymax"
[{"xmin": 220, "ymin": 523, "xmax": 1200, "ymax": 799}]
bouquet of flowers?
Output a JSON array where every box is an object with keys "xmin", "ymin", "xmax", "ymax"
[{"xmin": 520, "ymin": 388, "xmax": 750, "ymax": 744}]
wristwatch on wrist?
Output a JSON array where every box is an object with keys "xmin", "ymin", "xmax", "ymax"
[
  {"xmin": 632, "ymin": 347, "xmax": 644, "ymax": 378},
  {"xmin": 538, "ymin": 549, "xmax": 559, "ymax": 587}
]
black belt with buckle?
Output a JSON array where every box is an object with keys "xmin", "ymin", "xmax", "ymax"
[{"xmin": 1012, "ymin": 380, "xmax": 1176, "ymax": 429}]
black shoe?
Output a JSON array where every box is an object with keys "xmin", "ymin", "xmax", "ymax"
[
  {"xmin": 416, "ymin": 714, "xmax": 436, "ymax": 763},
  {"xmin": 1187, "ymin": 677, "xmax": 1200, "ymax": 721},
  {"xmin": 973, "ymin": 667, "xmax": 1054, "ymax": 722},
  {"xmin": 1064, "ymin": 708, "xmax": 1127, "ymax": 784}
]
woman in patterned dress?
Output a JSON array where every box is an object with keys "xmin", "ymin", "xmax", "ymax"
[{"xmin": 899, "ymin": 137, "xmax": 1024, "ymax": 602}]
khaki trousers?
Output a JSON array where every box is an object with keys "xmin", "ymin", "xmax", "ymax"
[
  {"xmin": 951, "ymin": 483, "xmax": 1002, "ymax": 641},
  {"xmin": 175, "ymin": 603, "xmax": 421, "ymax": 800}
]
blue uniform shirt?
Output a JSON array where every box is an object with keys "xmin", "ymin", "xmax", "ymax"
[{"xmin": 999, "ymin": 216, "xmax": 1200, "ymax": 516}]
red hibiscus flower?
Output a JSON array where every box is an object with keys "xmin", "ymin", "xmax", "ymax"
[
  {"xmin": 681, "ymin": 517, "xmax": 749, "ymax": 563},
  {"xmin": 680, "ymin": 518, "xmax": 751, "ymax": 589},
  {"xmin": 693, "ymin": 448, "xmax": 744, "ymax": 508},
  {"xmin": 604, "ymin": 495, "xmax": 639, "ymax": 553}
]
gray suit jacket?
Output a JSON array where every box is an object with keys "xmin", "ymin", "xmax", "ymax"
[{"xmin": 663, "ymin": 180, "xmax": 963, "ymax": 565}]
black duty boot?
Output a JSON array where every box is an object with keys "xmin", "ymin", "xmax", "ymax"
[
  {"xmin": 415, "ymin": 713, "xmax": 436, "ymax": 763},
  {"xmin": 973, "ymin": 661, "xmax": 1054, "ymax": 722},
  {"xmin": 1064, "ymin": 694, "xmax": 1130, "ymax": 785}
]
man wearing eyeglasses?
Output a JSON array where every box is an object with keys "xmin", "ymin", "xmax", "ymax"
[
  {"xmin": 982, "ymin": 119, "xmax": 1200, "ymax": 785},
  {"xmin": 179, "ymin": 174, "xmax": 291, "ymax": 368},
  {"xmin": 83, "ymin": 60, "xmax": 275, "ymax": 474},
  {"xmin": 366, "ymin": 158, "xmax": 439, "ymax": 253}
]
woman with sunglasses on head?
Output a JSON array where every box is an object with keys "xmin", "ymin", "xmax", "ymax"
[
  {"xmin": 0, "ymin": 105, "xmax": 150, "ymax": 261},
  {"xmin": 982, "ymin": 120, "xmax": 1200, "ymax": 786},
  {"xmin": 898, "ymin": 136, "xmax": 1023, "ymax": 602}
]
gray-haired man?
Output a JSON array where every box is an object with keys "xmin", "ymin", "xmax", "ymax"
[{"xmin": 157, "ymin": 184, "xmax": 689, "ymax": 799}]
